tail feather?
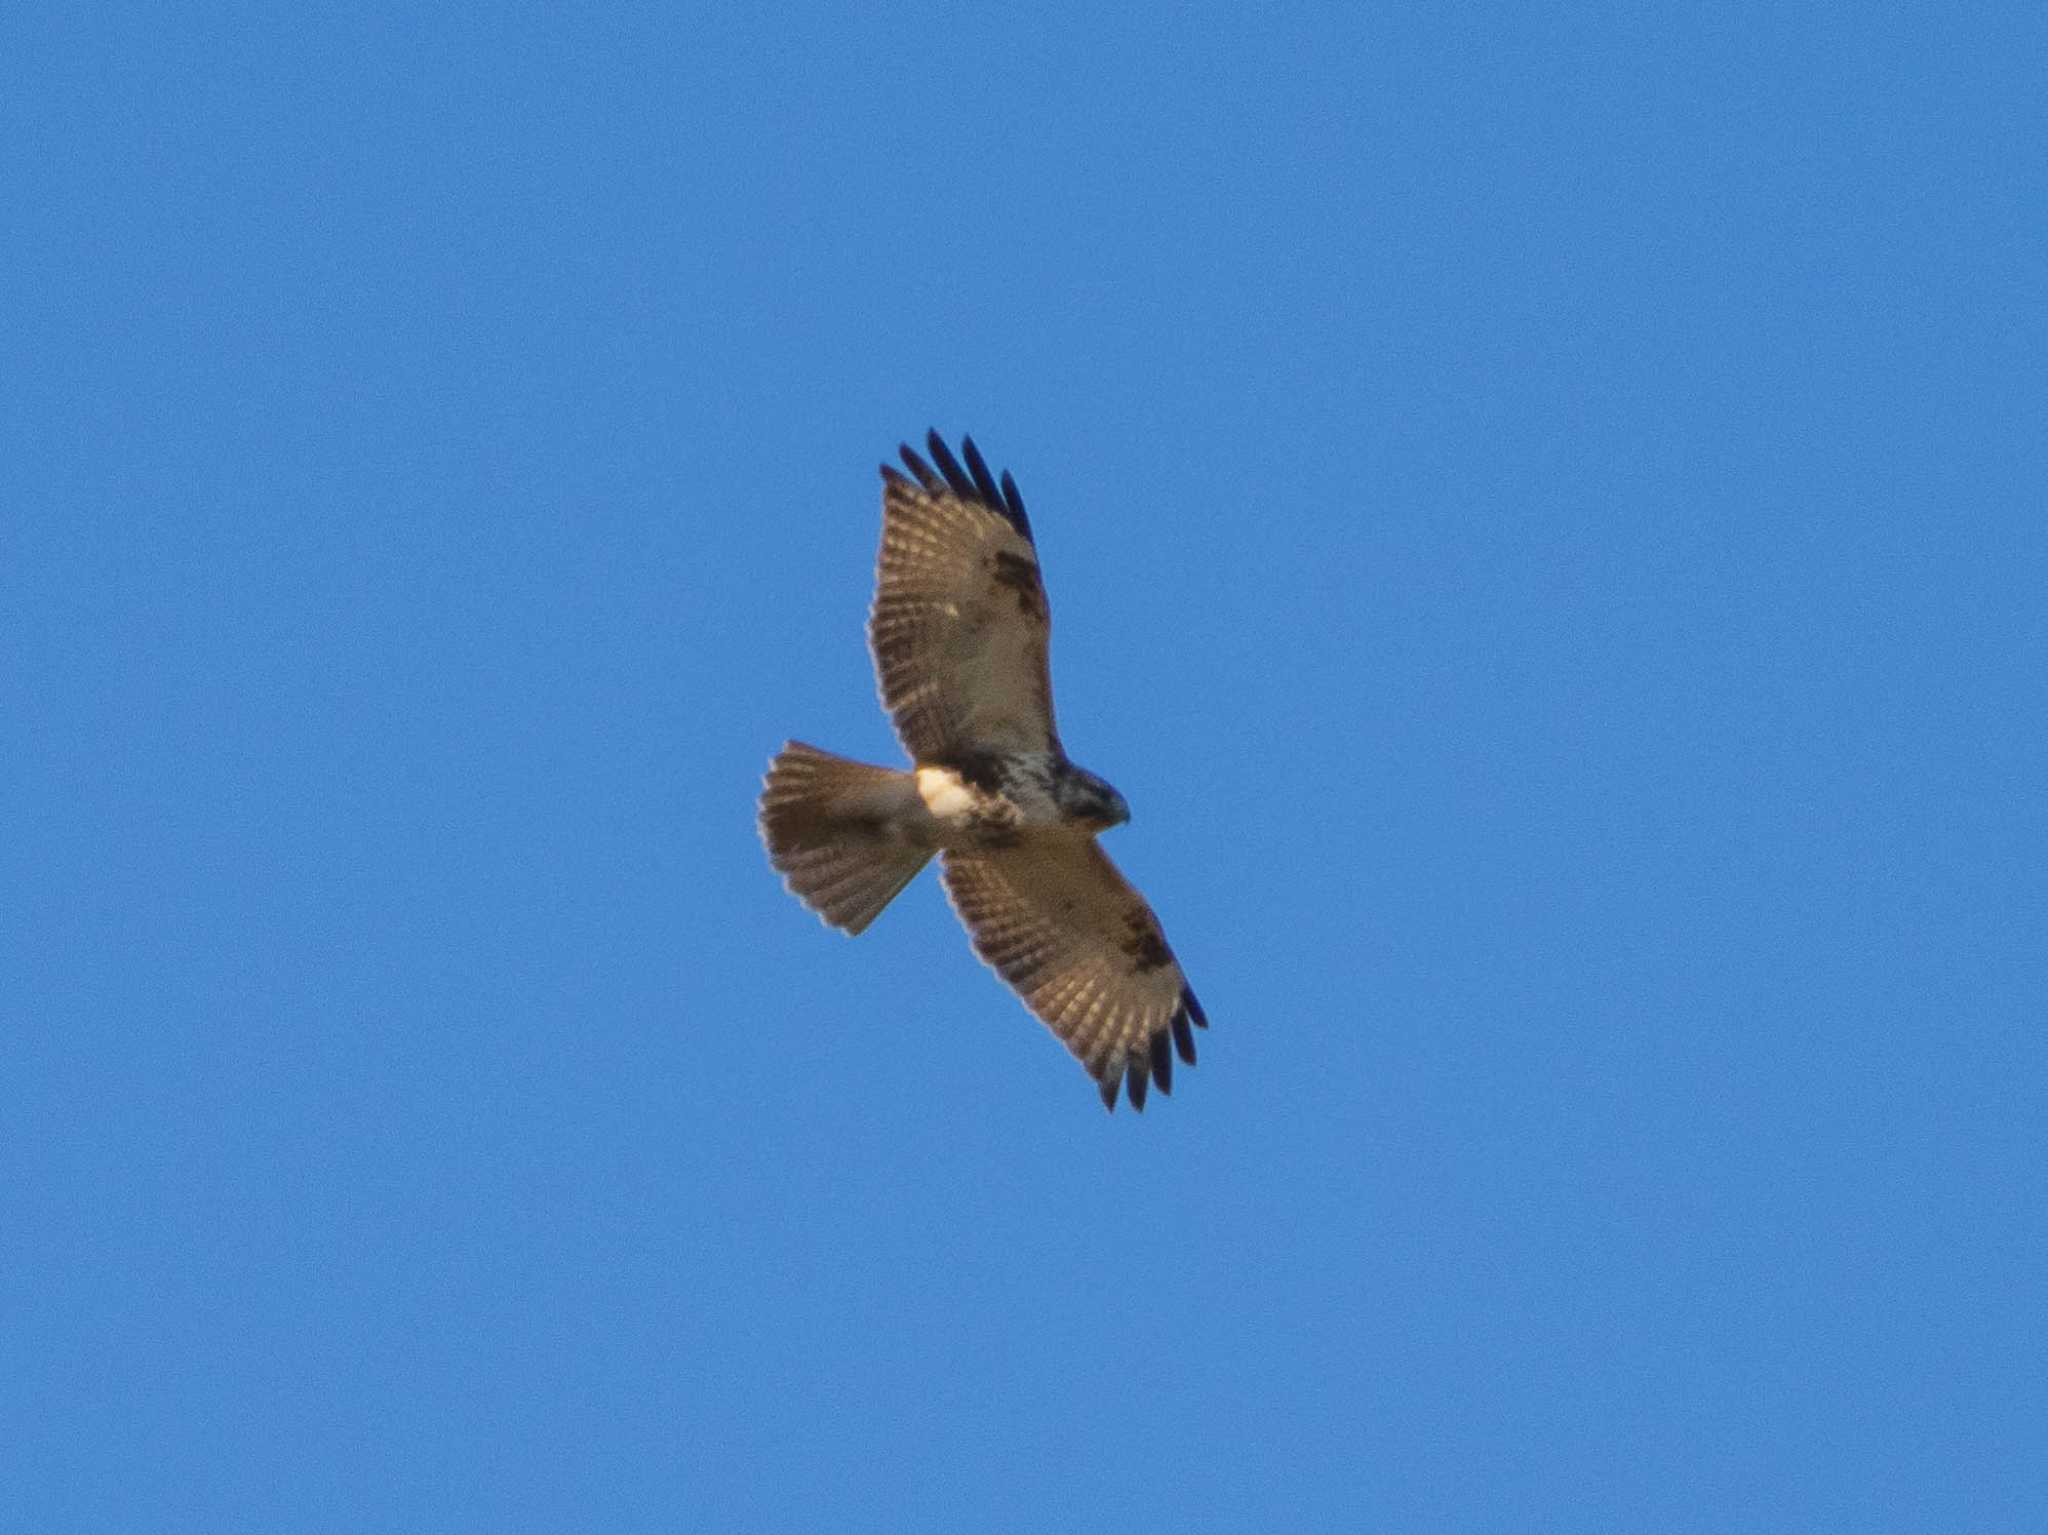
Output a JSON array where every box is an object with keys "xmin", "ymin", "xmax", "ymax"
[{"xmin": 758, "ymin": 742, "xmax": 932, "ymax": 935}]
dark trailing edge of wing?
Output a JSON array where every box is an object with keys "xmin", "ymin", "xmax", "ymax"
[
  {"xmin": 884, "ymin": 431, "xmax": 1034, "ymax": 544},
  {"xmin": 1101, "ymin": 985, "xmax": 1210, "ymax": 1113}
]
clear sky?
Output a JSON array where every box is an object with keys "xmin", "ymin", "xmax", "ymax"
[{"xmin": 6, "ymin": 4, "xmax": 2043, "ymax": 1530}]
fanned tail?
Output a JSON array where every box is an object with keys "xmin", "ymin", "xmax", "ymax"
[{"xmin": 758, "ymin": 742, "xmax": 932, "ymax": 935}]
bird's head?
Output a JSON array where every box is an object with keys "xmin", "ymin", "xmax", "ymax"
[{"xmin": 1060, "ymin": 766, "xmax": 1130, "ymax": 830}]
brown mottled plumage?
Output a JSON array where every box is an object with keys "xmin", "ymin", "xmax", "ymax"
[{"xmin": 758, "ymin": 433, "xmax": 1207, "ymax": 1111}]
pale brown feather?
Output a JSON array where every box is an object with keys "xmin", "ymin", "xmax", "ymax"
[
  {"xmin": 940, "ymin": 840, "xmax": 1204, "ymax": 1110},
  {"xmin": 870, "ymin": 441, "xmax": 1059, "ymax": 760},
  {"xmin": 758, "ymin": 742, "xmax": 932, "ymax": 935}
]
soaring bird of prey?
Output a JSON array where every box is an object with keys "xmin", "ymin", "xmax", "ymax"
[{"xmin": 758, "ymin": 432, "xmax": 1207, "ymax": 1111}]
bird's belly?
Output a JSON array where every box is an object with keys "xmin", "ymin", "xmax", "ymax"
[
  {"xmin": 914, "ymin": 766, "xmax": 980, "ymax": 821},
  {"xmin": 913, "ymin": 765, "xmax": 1043, "ymax": 849}
]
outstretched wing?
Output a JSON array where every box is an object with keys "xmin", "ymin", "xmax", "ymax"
[
  {"xmin": 940, "ymin": 839, "xmax": 1208, "ymax": 1111},
  {"xmin": 870, "ymin": 432, "xmax": 1060, "ymax": 761}
]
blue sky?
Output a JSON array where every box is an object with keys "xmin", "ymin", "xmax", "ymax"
[{"xmin": 6, "ymin": 3, "xmax": 2043, "ymax": 1529}]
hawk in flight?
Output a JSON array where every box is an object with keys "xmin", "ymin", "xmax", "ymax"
[{"xmin": 758, "ymin": 432, "xmax": 1208, "ymax": 1111}]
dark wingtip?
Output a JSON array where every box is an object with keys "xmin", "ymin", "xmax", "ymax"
[
  {"xmin": 961, "ymin": 436, "xmax": 1004, "ymax": 507},
  {"xmin": 1149, "ymin": 1028, "xmax": 1173, "ymax": 1096},
  {"xmin": 1125, "ymin": 1055, "xmax": 1149, "ymax": 1112},
  {"xmin": 908, "ymin": 431, "xmax": 1034, "ymax": 542},
  {"xmin": 1098, "ymin": 1075, "xmax": 1118, "ymax": 1113},
  {"xmin": 1181, "ymin": 986, "xmax": 1209, "ymax": 1031},
  {"xmin": 1171, "ymin": 1008, "xmax": 1197, "ymax": 1065},
  {"xmin": 898, "ymin": 442, "xmax": 937, "ymax": 489},
  {"xmin": 924, "ymin": 432, "xmax": 977, "ymax": 502},
  {"xmin": 998, "ymin": 470, "xmax": 1032, "ymax": 540}
]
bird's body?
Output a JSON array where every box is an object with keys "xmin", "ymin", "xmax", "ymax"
[
  {"xmin": 758, "ymin": 433, "xmax": 1206, "ymax": 1111},
  {"xmin": 915, "ymin": 750, "xmax": 1129, "ymax": 841}
]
